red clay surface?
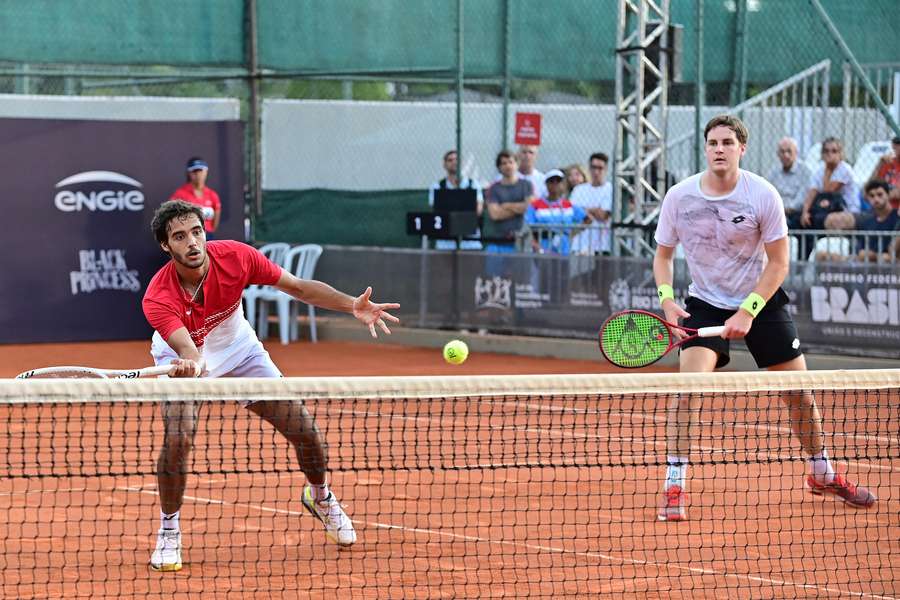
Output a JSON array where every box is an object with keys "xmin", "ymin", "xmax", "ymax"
[{"xmin": 0, "ymin": 339, "xmax": 897, "ymax": 599}]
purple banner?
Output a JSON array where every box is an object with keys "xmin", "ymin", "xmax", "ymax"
[{"xmin": 0, "ymin": 118, "xmax": 245, "ymax": 343}]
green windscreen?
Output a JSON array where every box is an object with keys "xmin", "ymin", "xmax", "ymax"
[{"xmin": 599, "ymin": 311, "xmax": 672, "ymax": 368}]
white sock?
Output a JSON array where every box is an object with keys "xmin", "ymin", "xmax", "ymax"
[
  {"xmin": 310, "ymin": 482, "xmax": 330, "ymax": 502},
  {"xmin": 664, "ymin": 455, "xmax": 689, "ymax": 490},
  {"xmin": 160, "ymin": 510, "xmax": 180, "ymax": 531},
  {"xmin": 807, "ymin": 449, "xmax": 835, "ymax": 484}
]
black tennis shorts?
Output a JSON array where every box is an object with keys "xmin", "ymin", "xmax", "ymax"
[{"xmin": 680, "ymin": 288, "xmax": 802, "ymax": 369}]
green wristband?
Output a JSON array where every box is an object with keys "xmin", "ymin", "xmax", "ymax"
[
  {"xmin": 657, "ymin": 284, "xmax": 675, "ymax": 306},
  {"xmin": 740, "ymin": 292, "xmax": 766, "ymax": 318}
]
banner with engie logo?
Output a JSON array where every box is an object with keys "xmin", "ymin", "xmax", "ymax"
[{"xmin": 0, "ymin": 117, "xmax": 244, "ymax": 343}]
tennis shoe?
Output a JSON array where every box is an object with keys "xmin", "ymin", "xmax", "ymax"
[
  {"xmin": 149, "ymin": 528, "xmax": 182, "ymax": 572},
  {"xmin": 302, "ymin": 486, "xmax": 357, "ymax": 547},
  {"xmin": 806, "ymin": 473, "xmax": 876, "ymax": 508},
  {"xmin": 657, "ymin": 485, "xmax": 686, "ymax": 521}
]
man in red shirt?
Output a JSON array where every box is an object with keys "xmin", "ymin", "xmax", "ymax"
[
  {"xmin": 143, "ymin": 200, "xmax": 400, "ymax": 571},
  {"xmin": 169, "ymin": 157, "xmax": 222, "ymax": 234}
]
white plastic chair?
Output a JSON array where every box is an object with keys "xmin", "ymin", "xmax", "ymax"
[
  {"xmin": 242, "ymin": 242, "xmax": 290, "ymax": 331},
  {"xmin": 256, "ymin": 244, "xmax": 323, "ymax": 344}
]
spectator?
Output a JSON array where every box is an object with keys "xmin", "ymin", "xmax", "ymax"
[
  {"xmin": 427, "ymin": 149, "xmax": 483, "ymax": 250},
  {"xmin": 484, "ymin": 150, "xmax": 533, "ymax": 254},
  {"xmin": 570, "ymin": 152, "xmax": 613, "ymax": 255},
  {"xmin": 855, "ymin": 180, "xmax": 899, "ymax": 263},
  {"xmin": 516, "ymin": 145, "xmax": 546, "ymax": 199},
  {"xmin": 800, "ymin": 138, "xmax": 860, "ymax": 230},
  {"xmin": 767, "ymin": 137, "xmax": 812, "ymax": 229},
  {"xmin": 563, "ymin": 163, "xmax": 589, "ymax": 194},
  {"xmin": 169, "ymin": 157, "xmax": 221, "ymax": 236},
  {"xmin": 525, "ymin": 169, "xmax": 586, "ymax": 255},
  {"xmin": 869, "ymin": 136, "xmax": 900, "ymax": 209}
]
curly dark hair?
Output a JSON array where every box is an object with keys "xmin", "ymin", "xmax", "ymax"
[{"xmin": 151, "ymin": 200, "xmax": 205, "ymax": 244}]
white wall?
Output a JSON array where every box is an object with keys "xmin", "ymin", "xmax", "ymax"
[{"xmin": 263, "ymin": 99, "xmax": 894, "ymax": 191}]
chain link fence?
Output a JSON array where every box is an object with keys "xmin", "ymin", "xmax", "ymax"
[{"xmin": 0, "ymin": 1, "xmax": 897, "ymax": 253}]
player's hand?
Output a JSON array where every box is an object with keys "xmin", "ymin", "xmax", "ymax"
[
  {"xmin": 352, "ymin": 286, "xmax": 401, "ymax": 338},
  {"xmin": 722, "ymin": 310, "xmax": 754, "ymax": 339},
  {"xmin": 168, "ymin": 358, "xmax": 204, "ymax": 378},
  {"xmin": 661, "ymin": 299, "xmax": 690, "ymax": 340}
]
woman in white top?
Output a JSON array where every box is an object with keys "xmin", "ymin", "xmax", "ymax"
[{"xmin": 800, "ymin": 137, "xmax": 860, "ymax": 230}]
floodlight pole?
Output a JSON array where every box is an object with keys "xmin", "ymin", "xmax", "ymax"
[{"xmin": 614, "ymin": 0, "xmax": 671, "ymax": 257}]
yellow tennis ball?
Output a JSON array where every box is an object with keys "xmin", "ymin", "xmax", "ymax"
[{"xmin": 443, "ymin": 340, "xmax": 469, "ymax": 365}]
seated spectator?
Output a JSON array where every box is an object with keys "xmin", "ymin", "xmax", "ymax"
[
  {"xmin": 800, "ymin": 137, "xmax": 860, "ymax": 230},
  {"xmin": 525, "ymin": 169, "xmax": 586, "ymax": 255},
  {"xmin": 869, "ymin": 136, "xmax": 900, "ymax": 209},
  {"xmin": 427, "ymin": 149, "xmax": 483, "ymax": 250},
  {"xmin": 484, "ymin": 150, "xmax": 533, "ymax": 254},
  {"xmin": 563, "ymin": 163, "xmax": 589, "ymax": 194},
  {"xmin": 855, "ymin": 180, "xmax": 899, "ymax": 263},
  {"xmin": 570, "ymin": 152, "xmax": 613, "ymax": 255},
  {"xmin": 767, "ymin": 137, "xmax": 812, "ymax": 229}
]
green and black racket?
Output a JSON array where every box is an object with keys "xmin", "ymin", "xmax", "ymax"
[{"xmin": 598, "ymin": 310, "xmax": 725, "ymax": 368}]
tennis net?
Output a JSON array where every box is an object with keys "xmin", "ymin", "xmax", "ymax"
[{"xmin": 1, "ymin": 370, "xmax": 897, "ymax": 599}]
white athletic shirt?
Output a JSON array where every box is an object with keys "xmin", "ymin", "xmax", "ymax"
[{"xmin": 654, "ymin": 170, "xmax": 788, "ymax": 310}]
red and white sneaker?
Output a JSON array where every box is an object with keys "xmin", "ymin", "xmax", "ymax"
[
  {"xmin": 657, "ymin": 485, "xmax": 686, "ymax": 521},
  {"xmin": 806, "ymin": 473, "xmax": 876, "ymax": 508}
]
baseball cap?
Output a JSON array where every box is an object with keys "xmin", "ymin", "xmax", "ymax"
[
  {"xmin": 186, "ymin": 157, "xmax": 209, "ymax": 172},
  {"xmin": 544, "ymin": 168, "xmax": 565, "ymax": 182},
  {"xmin": 892, "ymin": 136, "xmax": 900, "ymax": 145}
]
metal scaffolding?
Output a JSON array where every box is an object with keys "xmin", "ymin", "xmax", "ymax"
[{"xmin": 614, "ymin": 0, "xmax": 670, "ymax": 257}]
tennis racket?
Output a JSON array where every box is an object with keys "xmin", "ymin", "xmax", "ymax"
[
  {"xmin": 598, "ymin": 310, "xmax": 725, "ymax": 368},
  {"xmin": 15, "ymin": 365, "xmax": 173, "ymax": 380}
]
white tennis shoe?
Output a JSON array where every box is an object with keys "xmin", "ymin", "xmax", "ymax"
[
  {"xmin": 149, "ymin": 528, "xmax": 183, "ymax": 572},
  {"xmin": 301, "ymin": 486, "xmax": 357, "ymax": 547}
]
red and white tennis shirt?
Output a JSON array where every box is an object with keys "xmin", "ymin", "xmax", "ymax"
[{"xmin": 142, "ymin": 240, "xmax": 282, "ymax": 376}]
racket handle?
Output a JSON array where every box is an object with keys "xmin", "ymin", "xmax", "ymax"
[{"xmin": 697, "ymin": 326, "xmax": 726, "ymax": 338}]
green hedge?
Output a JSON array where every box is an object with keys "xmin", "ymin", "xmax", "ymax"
[{"xmin": 255, "ymin": 189, "xmax": 429, "ymax": 247}]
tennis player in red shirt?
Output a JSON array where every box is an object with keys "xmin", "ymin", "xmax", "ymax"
[{"xmin": 143, "ymin": 200, "xmax": 399, "ymax": 571}]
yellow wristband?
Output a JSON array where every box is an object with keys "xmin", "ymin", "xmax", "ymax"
[
  {"xmin": 740, "ymin": 292, "xmax": 766, "ymax": 318},
  {"xmin": 657, "ymin": 284, "xmax": 675, "ymax": 306}
]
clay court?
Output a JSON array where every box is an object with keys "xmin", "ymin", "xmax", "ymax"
[{"xmin": 0, "ymin": 339, "xmax": 897, "ymax": 599}]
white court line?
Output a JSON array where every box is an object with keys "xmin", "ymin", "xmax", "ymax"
[{"xmin": 118, "ymin": 484, "xmax": 899, "ymax": 600}]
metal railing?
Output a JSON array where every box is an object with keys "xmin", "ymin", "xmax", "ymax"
[{"xmin": 515, "ymin": 224, "xmax": 900, "ymax": 265}]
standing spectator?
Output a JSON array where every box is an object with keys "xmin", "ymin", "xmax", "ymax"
[
  {"xmin": 427, "ymin": 149, "xmax": 483, "ymax": 250},
  {"xmin": 767, "ymin": 137, "xmax": 812, "ymax": 229},
  {"xmin": 869, "ymin": 136, "xmax": 900, "ymax": 209},
  {"xmin": 570, "ymin": 152, "xmax": 613, "ymax": 255},
  {"xmin": 800, "ymin": 138, "xmax": 860, "ymax": 230},
  {"xmin": 170, "ymin": 157, "xmax": 222, "ymax": 236},
  {"xmin": 516, "ymin": 145, "xmax": 546, "ymax": 199},
  {"xmin": 484, "ymin": 150, "xmax": 533, "ymax": 254},
  {"xmin": 525, "ymin": 169, "xmax": 586, "ymax": 255},
  {"xmin": 855, "ymin": 180, "xmax": 900, "ymax": 262},
  {"xmin": 563, "ymin": 163, "xmax": 588, "ymax": 194}
]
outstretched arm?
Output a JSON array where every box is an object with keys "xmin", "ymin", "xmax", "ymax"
[{"xmin": 274, "ymin": 272, "xmax": 400, "ymax": 337}]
